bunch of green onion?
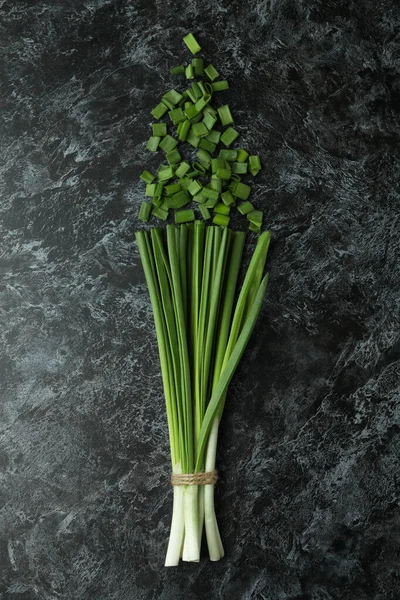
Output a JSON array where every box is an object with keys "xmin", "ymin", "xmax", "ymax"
[{"xmin": 135, "ymin": 34, "xmax": 271, "ymax": 566}]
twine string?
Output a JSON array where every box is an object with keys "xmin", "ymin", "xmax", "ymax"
[{"xmin": 171, "ymin": 470, "xmax": 218, "ymax": 486}]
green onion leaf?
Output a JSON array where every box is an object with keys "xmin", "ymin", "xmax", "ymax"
[
  {"xmin": 138, "ymin": 201, "xmax": 152, "ymax": 222},
  {"xmin": 204, "ymin": 63, "xmax": 220, "ymax": 81},
  {"xmin": 183, "ymin": 33, "xmax": 201, "ymax": 55},
  {"xmin": 175, "ymin": 209, "xmax": 195, "ymax": 224}
]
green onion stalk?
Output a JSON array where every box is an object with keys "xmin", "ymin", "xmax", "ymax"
[{"xmin": 135, "ymin": 223, "xmax": 270, "ymax": 565}]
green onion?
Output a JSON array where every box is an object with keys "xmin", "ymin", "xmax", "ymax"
[
  {"xmin": 212, "ymin": 214, "xmax": 230, "ymax": 226},
  {"xmin": 206, "ymin": 130, "xmax": 221, "ymax": 144},
  {"xmin": 145, "ymin": 183, "xmax": 157, "ymax": 197},
  {"xmin": 220, "ymin": 127, "xmax": 239, "ymax": 147},
  {"xmin": 183, "ymin": 32, "xmax": 201, "ymax": 55},
  {"xmin": 215, "ymin": 167, "xmax": 231, "ymax": 180},
  {"xmin": 175, "ymin": 161, "xmax": 191, "ymax": 178},
  {"xmin": 220, "ymin": 190, "xmax": 235, "ymax": 206},
  {"xmin": 217, "ymin": 104, "xmax": 234, "ymax": 126},
  {"xmin": 204, "ymin": 63, "xmax": 220, "ymax": 81},
  {"xmin": 170, "ymin": 65, "xmax": 185, "ymax": 75},
  {"xmin": 158, "ymin": 166, "xmax": 175, "ymax": 181},
  {"xmin": 249, "ymin": 155, "xmax": 261, "ymax": 175},
  {"xmin": 192, "ymin": 58, "xmax": 204, "ymax": 76},
  {"xmin": 247, "ymin": 209, "xmax": 263, "ymax": 225},
  {"xmin": 219, "ymin": 149, "xmax": 237, "ymax": 161},
  {"xmin": 194, "ymin": 94, "xmax": 212, "ymax": 113},
  {"xmin": 168, "ymin": 107, "xmax": 186, "ymax": 125},
  {"xmin": 140, "ymin": 170, "xmax": 156, "ymax": 184},
  {"xmin": 152, "ymin": 123, "xmax": 167, "ymax": 137},
  {"xmin": 191, "ymin": 162, "xmax": 207, "ymax": 176},
  {"xmin": 172, "ymin": 190, "xmax": 191, "ymax": 208},
  {"xmin": 211, "ymin": 80, "xmax": 229, "ymax": 91},
  {"xmin": 184, "ymin": 104, "xmax": 199, "ymax": 120},
  {"xmin": 187, "ymin": 180, "xmax": 202, "ymax": 196},
  {"xmin": 159, "ymin": 135, "xmax": 178, "ymax": 153},
  {"xmin": 196, "ymin": 148, "xmax": 212, "ymax": 167},
  {"xmin": 166, "ymin": 149, "xmax": 182, "ymax": 165},
  {"xmin": 237, "ymin": 201, "xmax": 254, "ymax": 215},
  {"xmin": 236, "ymin": 148, "xmax": 249, "ymax": 163},
  {"xmin": 175, "ymin": 209, "xmax": 195, "ymax": 223},
  {"xmin": 213, "ymin": 202, "xmax": 230, "ymax": 215},
  {"xmin": 163, "ymin": 89, "xmax": 183, "ymax": 105},
  {"xmin": 186, "ymin": 129, "xmax": 201, "ymax": 147},
  {"xmin": 232, "ymin": 181, "xmax": 251, "ymax": 200},
  {"xmin": 151, "ymin": 102, "xmax": 169, "ymax": 119},
  {"xmin": 165, "ymin": 183, "xmax": 181, "ymax": 195},
  {"xmin": 152, "ymin": 206, "xmax": 169, "ymax": 220},
  {"xmin": 232, "ymin": 162, "xmax": 248, "ymax": 174},
  {"xmin": 192, "ymin": 122, "xmax": 209, "ymax": 138},
  {"xmin": 138, "ymin": 201, "xmax": 152, "ymax": 222},
  {"xmin": 185, "ymin": 64, "xmax": 194, "ymax": 79},
  {"xmin": 202, "ymin": 111, "xmax": 217, "ymax": 131},
  {"xmin": 146, "ymin": 136, "xmax": 161, "ymax": 152},
  {"xmin": 178, "ymin": 119, "xmax": 191, "ymax": 142},
  {"xmin": 199, "ymin": 205, "xmax": 211, "ymax": 220},
  {"xmin": 248, "ymin": 222, "xmax": 261, "ymax": 233}
]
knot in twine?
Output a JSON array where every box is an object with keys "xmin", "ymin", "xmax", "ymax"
[{"xmin": 171, "ymin": 470, "xmax": 218, "ymax": 486}]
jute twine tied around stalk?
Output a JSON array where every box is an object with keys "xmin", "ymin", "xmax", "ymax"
[{"xmin": 171, "ymin": 470, "xmax": 218, "ymax": 486}]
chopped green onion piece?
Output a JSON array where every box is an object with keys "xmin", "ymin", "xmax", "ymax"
[
  {"xmin": 230, "ymin": 173, "xmax": 241, "ymax": 180},
  {"xmin": 186, "ymin": 129, "xmax": 201, "ymax": 147},
  {"xmin": 199, "ymin": 205, "xmax": 211, "ymax": 220},
  {"xmin": 138, "ymin": 202, "xmax": 152, "ymax": 222},
  {"xmin": 155, "ymin": 182, "xmax": 164, "ymax": 196},
  {"xmin": 197, "ymin": 81, "xmax": 207, "ymax": 96},
  {"xmin": 237, "ymin": 148, "xmax": 249, "ymax": 163},
  {"xmin": 237, "ymin": 201, "xmax": 254, "ymax": 215},
  {"xmin": 212, "ymin": 158, "xmax": 225, "ymax": 173},
  {"xmin": 249, "ymin": 155, "xmax": 262, "ymax": 174},
  {"xmin": 184, "ymin": 104, "xmax": 199, "ymax": 119},
  {"xmin": 194, "ymin": 94, "xmax": 211, "ymax": 112},
  {"xmin": 232, "ymin": 162, "xmax": 248, "ymax": 174},
  {"xmin": 192, "ymin": 58, "xmax": 204, "ymax": 76},
  {"xmin": 183, "ymin": 33, "xmax": 201, "ymax": 55},
  {"xmin": 145, "ymin": 183, "xmax": 157, "ymax": 197},
  {"xmin": 192, "ymin": 122, "xmax": 209, "ymax": 138},
  {"xmin": 172, "ymin": 190, "xmax": 191, "ymax": 208},
  {"xmin": 221, "ymin": 190, "xmax": 235, "ymax": 206},
  {"xmin": 146, "ymin": 136, "xmax": 161, "ymax": 151},
  {"xmin": 166, "ymin": 149, "xmax": 182, "ymax": 164},
  {"xmin": 165, "ymin": 183, "xmax": 181, "ymax": 195},
  {"xmin": 152, "ymin": 206, "xmax": 169, "ymax": 220},
  {"xmin": 151, "ymin": 102, "xmax": 169, "ymax": 119},
  {"xmin": 202, "ymin": 111, "xmax": 217, "ymax": 131},
  {"xmin": 168, "ymin": 107, "xmax": 185, "ymax": 124},
  {"xmin": 170, "ymin": 65, "xmax": 185, "ymax": 75},
  {"xmin": 248, "ymin": 222, "xmax": 261, "ymax": 233},
  {"xmin": 220, "ymin": 127, "xmax": 239, "ymax": 147},
  {"xmin": 163, "ymin": 89, "xmax": 183, "ymax": 105},
  {"xmin": 175, "ymin": 161, "xmax": 191, "ymax": 178},
  {"xmin": 186, "ymin": 88, "xmax": 197, "ymax": 103},
  {"xmin": 202, "ymin": 187, "xmax": 219, "ymax": 201},
  {"xmin": 179, "ymin": 178, "xmax": 191, "ymax": 191},
  {"xmin": 196, "ymin": 148, "xmax": 212, "ymax": 166},
  {"xmin": 192, "ymin": 162, "xmax": 207, "ymax": 175},
  {"xmin": 179, "ymin": 91, "xmax": 188, "ymax": 104},
  {"xmin": 193, "ymin": 192, "xmax": 205, "ymax": 203},
  {"xmin": 152, "ymin": 196, "xmax": 163, "ymax": 207},
  {"xmin": 228, "ymin": 179, "xmax": 239, "ymax": 193},
  {"xmin": 175, "ymin": 209, "xmax": 195, "ymax": 223},
  {"xmin": 199, "ymin": 138, "xmax": 216, "ymax": 153},
  {"xmin": 232, "ymin": 181, "xmax": 251, "ymax": 200},
  {"xmin": 215, "ymin": 168, "xmax": 231, "ymax": 180},
  {"xmin": 159, "ymin": 135, "xmax": 178, "ymax": 153},
  {"xmin": 152, "ymin": 123, "xmax": 167, "ymax": 137},
  {"xmin": 209, "ymin": 176, "xmax": 223, "ymax": 192},
  {"xmin": 140, "ymin": 170, "xmax": 156, "ymax": 184},
  {"xmin": 178, "ymin": 119, "xmax": 191, "ymax": 141},
  {"xmin": 158, "ymin": 166, "xmax": 175, "ymax": 181},
  {"xmin": 161, "ymin": 97, "xmax": 175, "ymax": 110},
  {"xmin": 190, "ymin": 113, "xmax": 203, "ymax": 124},
  {"xmin": 206, "ymin": 130, "xmax": 221, "ymax": 144},
  {"xmin": 212, "ymin": 214, "xmax": 230, "ymax": 227},
  {"xmin": 161, "ymin": 197, "xmax": 177, "ymax": 209},
  {"xmin": 188, "ymin": 179, "xmax": 203, "ymax": 196},
  {"xmin": 185, "ymin": 63, "xmax": 194, "ymax": 79},
  {"xmin": 250, "ymin": 168, "xmax": 261, "ymax": 177},
  {"xmin": 191, "ymin": 81, "xmax": 202, "ymax": 99},
  {"xmin": 217, "ymin": 104, "xmax": 234, "ymax": 126},
  {"xmin": 247, "ymin": 209, "xmax": 263, "ymax": 225},
  {"xmin": 211, "ymin": 80, "xmax": 229, "ymax": 91},
  {"xmin": 214, "ymin": 203, "xmax": 230, "ymax": 215},
  {"xmin": 204, "ymin": 63, "xmax": 220, "ymax": 81},
  {"xmin": 204, "ymin": 82, "xmax": 214, "ymax": 96},
  {"xmin": 219, "ymin": 149, "xmax": 237, "ymax": 161}
]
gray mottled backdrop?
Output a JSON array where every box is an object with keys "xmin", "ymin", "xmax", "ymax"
[{"xmin": 1, "ymin": 1, "xmax": 400, "ymax": 599}]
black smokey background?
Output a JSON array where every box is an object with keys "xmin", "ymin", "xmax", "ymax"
[{"xmin": 0, "ymin": 1, "xmax": 399, "ymax": 599}]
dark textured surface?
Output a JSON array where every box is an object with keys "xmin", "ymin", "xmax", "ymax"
[{"xmin": 1, "ymin": 1, "xmax": 400, "ymax": 599}]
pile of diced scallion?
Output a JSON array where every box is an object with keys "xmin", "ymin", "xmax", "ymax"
[
  {"xmin": 138, "ymin": 32, "xmax": 263, "ymax": 232},
  {"xmin": 135, "ymin": 33, "xmax": 270, "ymax": 566}
]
